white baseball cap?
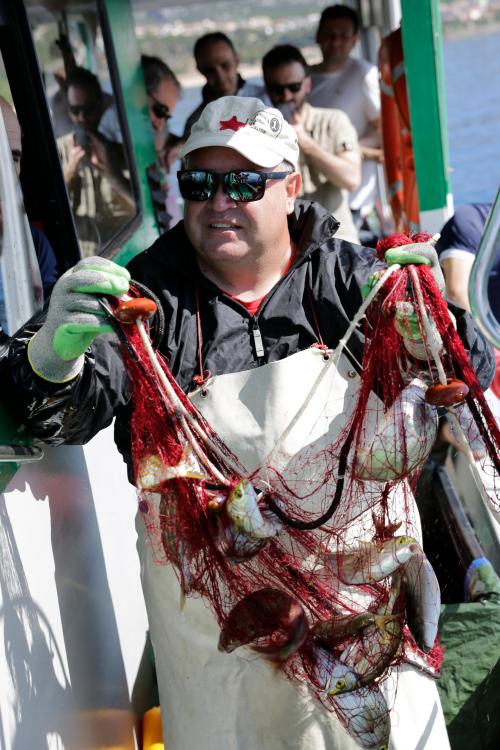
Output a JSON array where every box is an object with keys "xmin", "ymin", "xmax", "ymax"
[{"xmin": 179, "ymin": 96, "xmax": 299, "ymax": 170}]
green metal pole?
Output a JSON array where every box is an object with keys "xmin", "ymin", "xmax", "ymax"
[
  {"xmin": 101, "ymin": 0, "xmax": 161, "ymax": 265},
  {"xmin": 400, "ymin": 0, "xmax": 453, "ymax": 233}
]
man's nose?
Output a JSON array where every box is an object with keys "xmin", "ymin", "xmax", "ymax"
[
  {"xmin": 283, "ymin": 89, "xmax": 295, "ymax": 103},
  {"xmin": 209, "ymin": 181, "xmax": 237, "ymax": 210}
]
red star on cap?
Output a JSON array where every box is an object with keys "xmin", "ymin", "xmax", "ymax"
[{"xmin": 219, "ymin": 116, "xmax": 246, "ymax": 131}]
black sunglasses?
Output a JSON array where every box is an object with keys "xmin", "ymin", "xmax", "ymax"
[
  {"xmin": 69, "ymin": 102, "xmax": 100, "ymax": 116},
  {"xmin": 266, "ymin": 80, "xmax": 304, "ymax": 97},
  {"xmin": 177, "ymin": 169, "xmax": 290, "ymax": 202},
  {"xmin": 151, "ymin": 95, "xmax": 171, "ymax": 120}
]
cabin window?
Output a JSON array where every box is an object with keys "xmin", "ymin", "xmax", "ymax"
[{"xmin": 26, "ymin": 2, "xmax": 139, "ymax": 258}]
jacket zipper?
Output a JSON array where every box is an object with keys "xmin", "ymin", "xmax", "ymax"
[{"xmin": 251, "ymin": 318, "xmax": 265, "ymax": 359}]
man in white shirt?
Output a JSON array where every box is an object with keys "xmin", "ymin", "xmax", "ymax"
[{"xmin": 308, "ymin": 5, "xmax": 382, "ymax": 228}]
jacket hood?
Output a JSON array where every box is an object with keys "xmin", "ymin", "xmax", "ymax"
[{"xmin": 130, "ymin": 200, "xmax": 342, "ymax": 284}]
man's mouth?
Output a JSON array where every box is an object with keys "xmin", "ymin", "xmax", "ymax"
[{"xmin": 209, "ymin": 222, "xmax": 241, "ymax": 230}]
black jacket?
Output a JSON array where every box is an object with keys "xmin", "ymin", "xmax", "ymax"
[{"xmin": 6, "ymin": 200, "xmax": 495, "ymax": 475}]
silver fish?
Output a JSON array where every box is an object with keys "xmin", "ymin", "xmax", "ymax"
[
  {"xmin": 330, "ymin": 536, "xmax": 420, "ymax": 585},
  {"xmin": 327, "ymin": 578, "xmax": 403, "ymax": 695},
  {"xmin": 449, "ymin": 402, "xmax": 485, "ymax": 458},
  {"xmin": 402, "ymin": 552, "xmax": 441, "ymax": 652},
  {"xmin": 333, "ymin": 683, "xmax": 390, "ymax": 749},
  {"xmin": 137, "ymin": 445, "xmax": 207, "ymax": 490},
  {"xmin": 226, "ymin": 479, "xmax": 280, "ymax": 539},
  {"xmin": 356, "ymin": 382, "xmax": 438, "ymax": 481}
]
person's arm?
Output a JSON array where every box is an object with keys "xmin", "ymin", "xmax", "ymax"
[
  {"xmin": 4, "ymin": 257, "xmax": 132, "ymax": 445},
  {"xmin": 359, "ymin": 117, "xmax": 383, "ymax": 163},
  {"xmin": 293, "ymin": 110, "xmax": 361, "ymax": 192},
  {"xmin": 440, "ymin": 254, "xmax": 475, "ymax": 311}
]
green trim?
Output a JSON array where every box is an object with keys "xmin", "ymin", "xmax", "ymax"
[
  {"xmin": 102, "ymin": 0, "xmax": 161, "ymax": 266},
  {"xmin": 400, "ymin": 0, "xmax": 451, "ymax": 212}
]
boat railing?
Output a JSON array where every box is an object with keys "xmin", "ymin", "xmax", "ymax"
[{"xmin": 469, "ymin": 187, "xmax": 500, "ymax": 348}]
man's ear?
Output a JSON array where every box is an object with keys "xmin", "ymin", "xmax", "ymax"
[
  {"xmin": 304, "ymin": 76, "xmax": 312, "ymax": 95},
  {"xmin": 285, "ymin": 171, "xmax": 302, "ymax": 214}
]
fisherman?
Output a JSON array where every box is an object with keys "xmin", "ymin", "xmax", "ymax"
[{"xmin": 6, "ymin": 97, "xmax": 493, "ymax": 749}]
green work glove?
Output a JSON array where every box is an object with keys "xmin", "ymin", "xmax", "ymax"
[
  {"xmin": 28, "ymin": 256, "xmax": 130, "ymax": 383},
  {"xmin": 384, "ymin": 243, "xmax": 445, "ymax": 294}
]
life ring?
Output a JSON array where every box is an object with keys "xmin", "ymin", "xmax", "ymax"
[{"xmin": 378, "ymin": 27, "xmax": 420, "ymax": 233}]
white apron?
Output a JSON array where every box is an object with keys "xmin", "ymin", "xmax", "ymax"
[{"xmin": 136, "ymin": 346, "xmax": 450, "ymax": 749}]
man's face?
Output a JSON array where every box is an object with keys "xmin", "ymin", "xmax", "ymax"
[
  {"xmin": 316, "ymin": 18, "xmax": 358, "ymax": 68},
  {"xmin": 265, "ymin": 62, "xmax": 311, "ymax": 112},
  {"xmin": 67, "ymin": 85, "xmax": 103, "ymax": 132},
  {"xmin": 196, "ymin": 41, "xmax": 240, "ymax": 97},
  {"xmin": 183, "ymin": 146, "xmax": 300, "ymax": 272},
  {"xmin": 148, "ymin": 77, "xmax": 178, "ymax": 133}
]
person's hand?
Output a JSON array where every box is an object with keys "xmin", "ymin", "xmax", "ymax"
[
  {"xmin": 384, "ymin": 242, "xmax": 445, "ymax": 294},
  {"xmin": 89, "ymin": 133, "xmax": 111, "ymax": 172},
  {"xmin": 64, "ymin": 145, "xmax": 86, "ymax": 185},
  {"xmin": 28, "ymin": 256, "xmax": 130, "ymax": 383},
  {"xmin": 161, "ymin": 136, "xmax": 183, "ymax": 171},
  {"xmin": 362, "ymin": 145, "xmax": 384, "ymax": 164}
]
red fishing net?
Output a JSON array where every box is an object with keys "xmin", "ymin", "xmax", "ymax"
[{"xmin": 115, "ymin": 233, "xmax": 499, "ymax": 748}]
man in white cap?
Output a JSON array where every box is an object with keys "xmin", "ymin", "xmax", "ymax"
[{"xmin": 5, "ymin": 96, "xmax": 493, "ymax": 749}]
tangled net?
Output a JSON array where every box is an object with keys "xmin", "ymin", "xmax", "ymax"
[{"xmin": 115, "ymin": 233, "xmax": 499, "ymax": 749}]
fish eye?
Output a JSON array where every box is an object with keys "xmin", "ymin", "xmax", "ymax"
[{"xmin": 336, "ymin": 678, "xmax": 345, "ymax": 690}]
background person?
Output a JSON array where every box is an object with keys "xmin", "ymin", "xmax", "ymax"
[
  {"xmin": 163, "ymin": 31, "xmax": 266, "ymax": 167},
  {"xmin": 59, "ymin": 67, "xmax": 134, "ymax": 255},
  {"xmin": 263, "ymin": 44, "xmax": 360, "ymax": 242},
  {"xmin": 141, "ymin": 54, "xmax": 181, "ymax": 163},
  {"xmin": 6, "ymin": 96, "xmax": 493, "ymax": 750},
  {"xmin": 141, "ymin": 54, "xmax": 182, "ymax": 229},
  {"xmin": 436, "ymin": 202, "xmax": 499, "ymax": 417},
  {"xmin": 308, "ymin": 4, "xmax": 382, "ymax": 232}
]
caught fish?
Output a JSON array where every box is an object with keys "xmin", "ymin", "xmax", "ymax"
[
  {"xmin": 327, "ymin": 578, "xmax": 403, "ymax": 695},
  {"xmin": 312, "ymin": 611, "xmax": 381, "ymax": 650},
  {"xmin": 330, "ymin": 536, "xmax": 420, "ymax": 585},
  {"xmin": 226, "ymin": 479, "xmax": 281, "ymax": 539},
  {"xmin": 218, "ymin": 587, "xmax": 309, "ymax": 662},
  {"xmin": 216, "ymin": 508, "xmax": 282, "ymax": 563},
  {"xmin": 159, "ymin": 494, "xmax": 194, "ymax": 605},
  {"xmin": 333, "ymin": 683, "xmax": 390, "ymax": 749},
  {"xmin": 402, "ymin": 552, "xmax": 441, "ymax": 652},
  {"xmin": 448, "ymin": 402, "xmax": 486, "ymax": 458},
  {"xmin": 355, "ymin": 381, "xmax": 438, "ymax": 481},
  {"xmin": 137, "ymin": 445, "xmax": 207, "ymax": 490}
]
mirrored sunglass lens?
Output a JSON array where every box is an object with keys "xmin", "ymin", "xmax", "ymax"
[
  {"xmin": 153, "ymin": 103, "xmax": 170, "ymax": 119},
  {"xmin": 226, "ymin": 172, "xmax": 264, "ymax": 201},
  {"xmin": 179, "ymin": 171, "xmax": 214, "ymax": 200}
]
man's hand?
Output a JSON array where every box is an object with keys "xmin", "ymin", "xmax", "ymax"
[
  {"xmin": 28, "ymin": 257, "xmax": 130, "ymax": 383},
  {"xmin": 64, "ymin": 145, "xmax": 86, "ymax": 185},
  {"xmin": 384, "ymin": 243, "xmax": 445, "ymax": 294}
]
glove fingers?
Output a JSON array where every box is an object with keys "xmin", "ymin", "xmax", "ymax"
[
  {"xmin": 73, "ymin": 256, "xmax": 131, "ymax": 280},
  {"xmin": 65, "ymin": 294, "xmax": 110, "ymax": 316}
]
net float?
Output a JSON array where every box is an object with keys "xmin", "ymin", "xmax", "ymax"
[
  {"xmin": 425, "ymin": 378, "xmax": 469, "ymax": 407},
  {"xmin": 114, "ymin": 296, "xmax": 157, "ymax": 323}
]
